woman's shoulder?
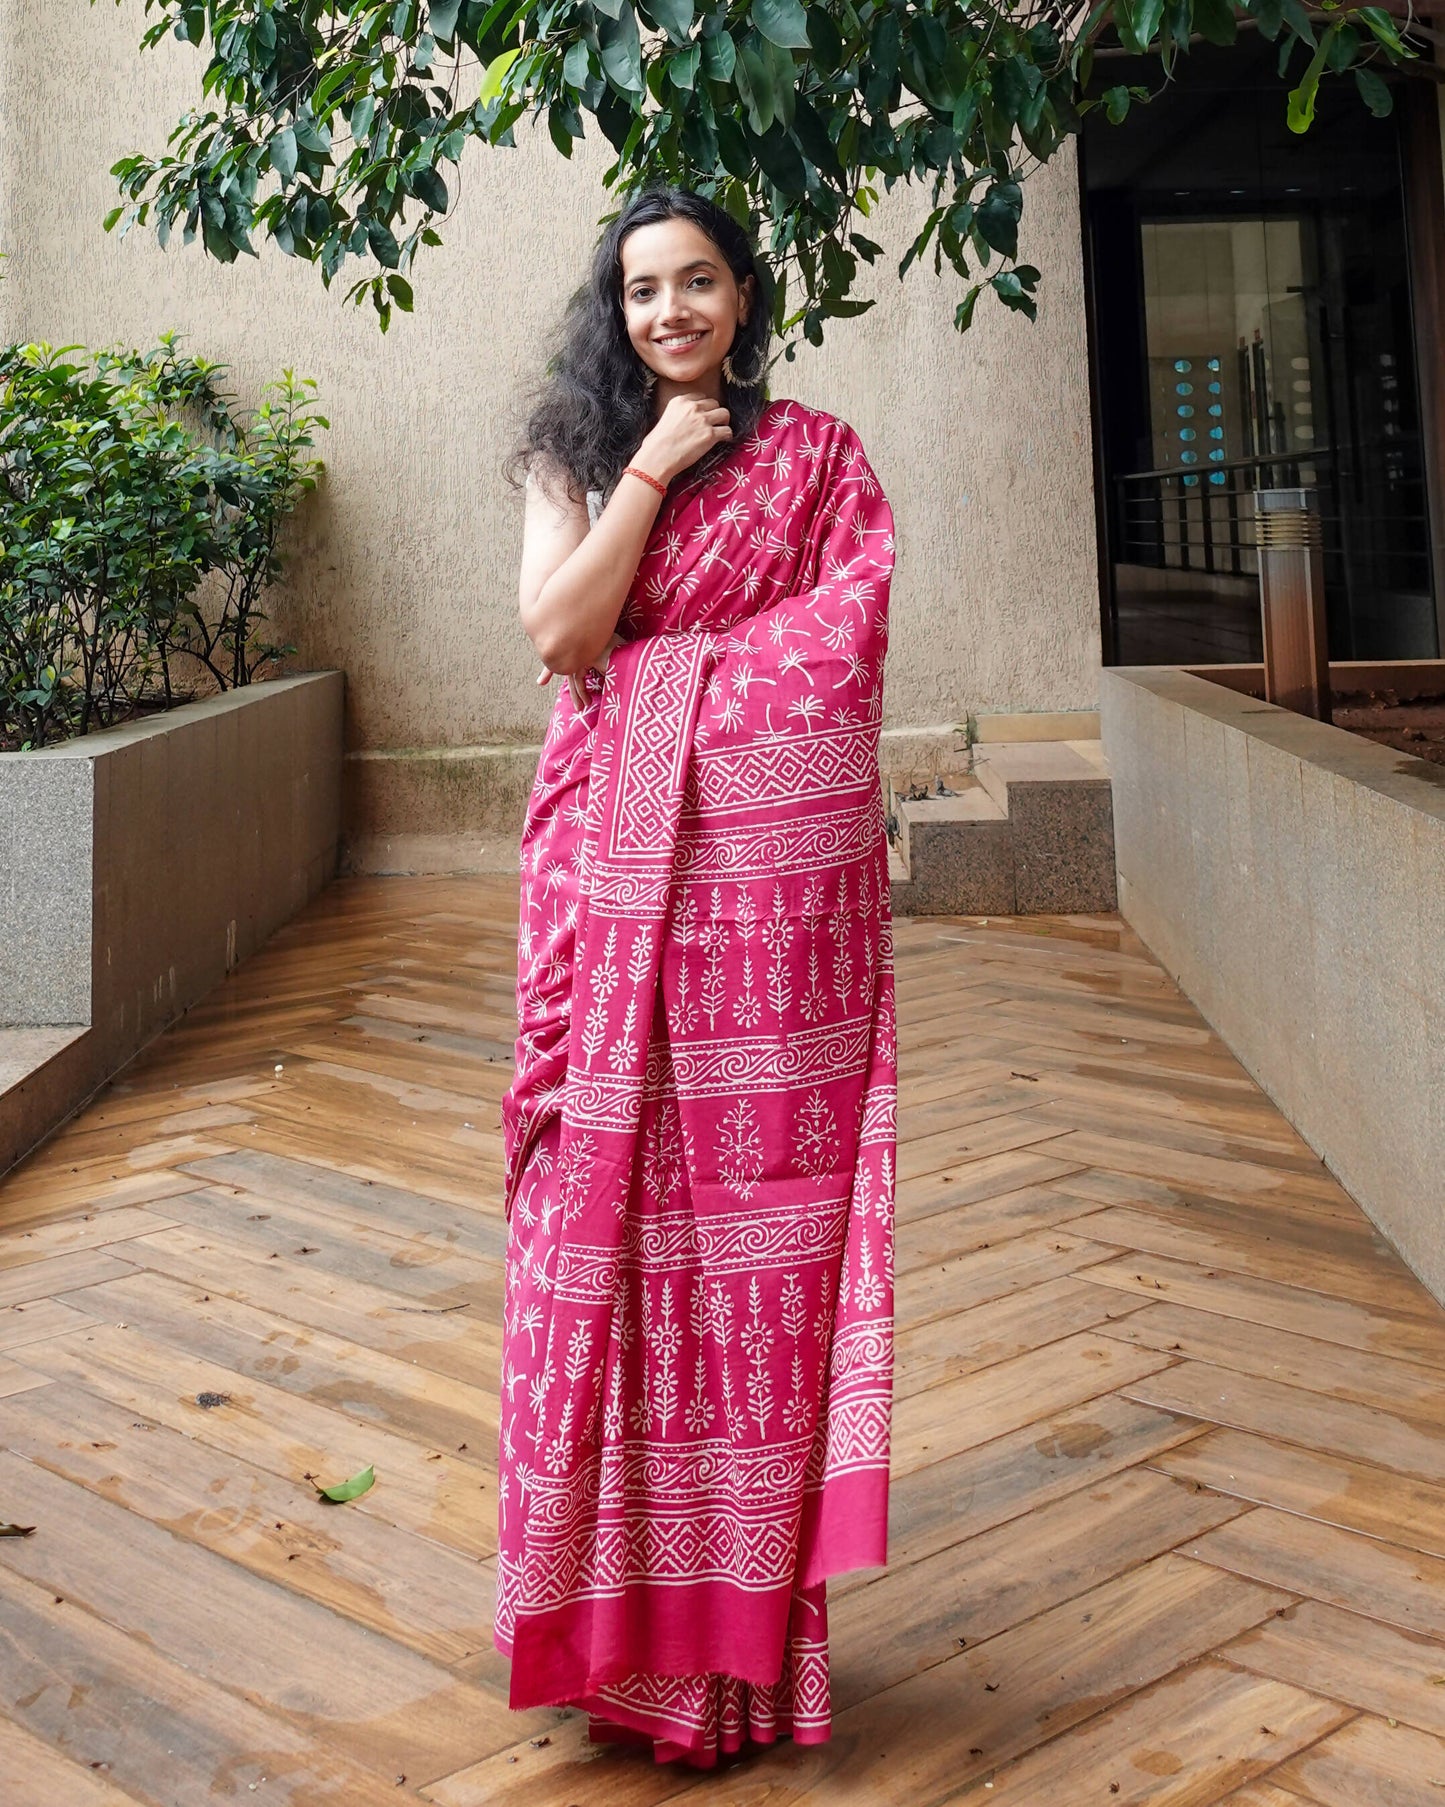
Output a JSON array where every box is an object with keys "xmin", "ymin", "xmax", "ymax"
[
  {"xmin": 760, "ymin": 396, "xmax": 849, "ymax": 433},
  {"xmin": 757, "ymin": 396, "xmax": 869, "ymax": 456}
]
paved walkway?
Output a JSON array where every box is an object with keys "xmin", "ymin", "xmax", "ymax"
[{"xmin": 1, "ymin": 877, "xmax": 1442, "ymax": 1804}]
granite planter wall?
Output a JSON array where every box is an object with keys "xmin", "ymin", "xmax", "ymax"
[
  {"xmin": 1101, "ymin": 666, "xmax": 1445, "ymax": 1304},
  {"xmin": 0, "ymin": 671, "xmax": 344, "ymax": 1180}
]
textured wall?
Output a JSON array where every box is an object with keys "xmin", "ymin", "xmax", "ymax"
[
  {"xmin": 1102, "ymin": 665, "xmax": 1445, "ymax": 1305},
  {"xmin": 0, "ymin": 1, "xmax": 1100, "ymax": 763}
]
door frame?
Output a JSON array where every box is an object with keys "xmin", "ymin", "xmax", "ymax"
[{"xmin": 1401, "ymin": 75, "xmax": 1445, "ymax": 655}]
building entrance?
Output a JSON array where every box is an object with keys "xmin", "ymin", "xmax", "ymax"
[{"xmin": 1083, "ymin": 36, "xmax": 1441, "ymax": 666}]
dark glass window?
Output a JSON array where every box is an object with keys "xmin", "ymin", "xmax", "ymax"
[{"xmin": 1083, "ymin": 37, "xmax": 1438, "ymax": 665}]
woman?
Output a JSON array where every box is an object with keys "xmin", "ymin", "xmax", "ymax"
[{"xmin": 496, "ymin": 186, "xmax": 897, "ymax": 1767}]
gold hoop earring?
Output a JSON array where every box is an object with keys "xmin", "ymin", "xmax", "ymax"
[{"xmin": 723, "ymin": 347, "xmax": 763, "ymax": 389}]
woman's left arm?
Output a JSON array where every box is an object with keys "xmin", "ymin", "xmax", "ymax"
[{"xmin": 518, "ymin": 468, "xmax": 632, "ymax": 707}]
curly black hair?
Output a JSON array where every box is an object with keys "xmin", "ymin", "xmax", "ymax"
[{"xmin": 512, "ymin": 186, "xmax": 773, "ymax": 505}]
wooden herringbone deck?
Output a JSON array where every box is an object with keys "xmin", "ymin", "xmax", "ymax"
[{"xmin": 1, "ymin": 877, "xmax": 1443, "ymax": 1804}]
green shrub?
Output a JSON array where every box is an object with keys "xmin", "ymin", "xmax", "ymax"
[{"xmin": 0, "ymin": 333, "xmax": 327, "ymax": 749}]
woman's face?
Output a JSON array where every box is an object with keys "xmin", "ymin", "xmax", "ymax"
[{"xmin": 619, "ymin": 217, "xmax": 753, "ymax": 395}]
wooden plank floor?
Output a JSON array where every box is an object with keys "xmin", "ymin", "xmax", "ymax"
[{"xmin": 2, "ymin": 877, "xmax": 1444, "ymax": 1805}]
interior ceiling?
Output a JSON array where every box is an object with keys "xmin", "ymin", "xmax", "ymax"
[{"xmin": 1082, "ymin": 34, "xmax": 1408, "ymax": 202}]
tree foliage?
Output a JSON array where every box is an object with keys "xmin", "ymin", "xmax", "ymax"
[
  {"xmin": 0, "ymin": 334, "xmax": 326, "ymax": 748},
  {"xmin": 101, "ymin": 0, "xmax": 1417, "ymax": 340}
]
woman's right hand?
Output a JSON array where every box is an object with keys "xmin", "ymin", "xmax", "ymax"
[{"xmin": 635, "ymin": 393, "xmax": 733, "ymax": 484}]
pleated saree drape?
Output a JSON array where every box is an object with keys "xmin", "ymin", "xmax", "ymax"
[{"xmin": 495, "ymin": 399, "xmax": 897, "ymax": 1765}]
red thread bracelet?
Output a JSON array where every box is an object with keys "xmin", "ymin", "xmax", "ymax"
[{"xmin": 622, "ymin": 465, "xmax": 668, "ymax": 498}]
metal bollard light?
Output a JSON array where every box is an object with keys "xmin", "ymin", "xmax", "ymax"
[{"xmin": 1254, "ymin": 487, "xmax": 1332, "ymax": 722}]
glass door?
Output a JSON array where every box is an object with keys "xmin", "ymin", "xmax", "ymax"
[{"xmin": 1084, "ymin": 37, "xmax": 1438, "ymax": 666}]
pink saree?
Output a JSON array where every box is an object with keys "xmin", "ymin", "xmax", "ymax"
[{"xmin": 495, "ymin": 398, "xmax": 897, "ymax": 1765}]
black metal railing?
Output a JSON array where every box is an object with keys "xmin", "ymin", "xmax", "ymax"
[
  {"xmin": 1115, "ymin": 446, "xmax": 1442, "ymax": 667},
  {"xmin": 1114, "ymin": 447, "xmax": 1339, "ymax": 580},
  {"xmin": 1115, "ymin": 440, "xmax": 1435, "ymax": 598}
]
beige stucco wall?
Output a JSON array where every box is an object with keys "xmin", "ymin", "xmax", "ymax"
[{"xmin": 1, "ymin": 2, "xmax": 1100, "ymax": 830}]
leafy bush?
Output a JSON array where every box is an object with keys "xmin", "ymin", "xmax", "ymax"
[{"xmin": 0, "ymin": 334, "xmax": 326, "ymax": 749}]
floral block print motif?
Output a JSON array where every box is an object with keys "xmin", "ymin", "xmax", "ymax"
[{"xmin": 497, "ymin": 400, "xmax": 896, "ymax": 1765}]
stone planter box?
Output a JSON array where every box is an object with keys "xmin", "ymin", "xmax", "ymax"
[
  {"xmin": 0, "ymin": 672, "xmax": 344, "ymax": 1180},
  {"xmin": 1101, "ymin": 666, "xmax": 1445, "ymax": 1304}
]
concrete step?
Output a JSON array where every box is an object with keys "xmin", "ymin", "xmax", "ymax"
[
  {"xmin": 893, "ymin": 778, "xmax": 1005, "ymax": 871},
  {"xmin": 886, "ymin": 777, "xmax": 1014, "ymax": 917},
  {"xmin": 0, "ymin": 1026, "xmax": 88, "ymax": 1094},
  {"xmin": 971, "ymin": 738, "xmax": 1111, "ymax": 812},
  {"xmin": 886, "ymin": 741, "xmax": 1117, "ymax": 917},
  {"xmin": 1, "ymin": 1025, "xmax": 90, "ymax": 1174}
]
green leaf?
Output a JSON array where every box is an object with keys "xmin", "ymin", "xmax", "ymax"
[
  {"xmin": 312, "ymin": 62, "xmax": 361, "ymax": 116},
  {"xmin": 1287, "ymin": 28, "xmax": 1334, "ymax": 133},
  {"xmin": 1354, "ymin": 65, "xmax": 1393, "ymax": 117},
  {"xmin": 1252, "ymin": 0, "xmax": 1284, "ymax": 36},
  {"xmin": 714, "ymin": 110, "xmax": 752, "ymax": 177},
  {"xmin": 792, "ymin": 95, "xmax": 841, "ymax": 176},
  {"xmin": 805, "ymin": 4, "xmax": 841, "ymax": 63},
  {"xmin": 365, "ymin": 217, "xmax": 402, "ymax": 267},
  {"xmin": 761, "ymin": 35, "xmax": 795, "ymax": 127},
  {"xmin": 563, "ymin": 38, "xmax": 593, "ymax": 87},
  {"xmin": 1131, "ymin": 0, "xmax": 1164, "ymax": 48},
  {"xmin": 103, "ymin": 206, "xmax": 124, "ymax": 233},
  {"xmin": 735, "ymin": 41, "xmax": 777, "ymax": 134},
  {"xmin": 869, "ymin": 9, "xmax": 901, "ymax": 82},
  {"xmin": 201, "ymin": 212, "xmax": 240, "ymax": 265},
  {"xmin": 954, "ymin": 284, "xmax": 982, "ymax": 332},
  {"xmin": 411, "ymin": 166, "xmax": 449, "ymax": 211},
  {"xmin": 681, "ymin": 93, "xmax": 717, "ymax": 162},
  {"xmin": 975, "ymin": 181, "xmax": 1023, "ymax": 259},
  {"xmin": 701, "ymin": 30, "xmax": 736, "ymax": 78},
  {"xmin": 593, "ymin": 86, "xmax": 634, "ymax": 150},
  {"xmin": 1280, "ymin": 0, "xmax": 1317, "ymax": 50},
  {"xmin": 821, "ymin": 235, "xmax": 856, "ymax": 291},
  {"xmin": 645, "ymin": 0, "xmax": 695, "ymax": 45},
  {"xmin": 314, "ymin": 1464, "xmax": 376, "ymax": 1503},
  {"xmin": 598, "ymin": 7, "xmax": 644, "ymax": 95},
  {"xmin": 1356, "ymin": 6, "xmax": 1405, "ymax": 55},
  {"xmin": 1192, "ymin": 0, "xmax": 1237, "ymax": 47},
  {"xmin": 1103, "ymin": 84, "xmax": 1131, "ymax": 123},
  {"xmin": 751, "ymin": 122, "xmax": 807, "ymax": 194},
  {"xmin": 429, "ymin": 0, "xmax": 463, "ymax": 39},
  {"xmin": 272, "ymin": 127, "xmax": 298, "ymax": 185},
  {"xmin": 668, "ymin": 42, "xmax": 701, "ymax": 89},
  {"xmin": 751, "ymin": 0, "xmax": 810, "ymax": 50},
  {"xmin": 991, "ymin": 269, "xmax": 1037, "ymax": 318},
  {"xmin": 293, "ymin": 112, "xmax": 332, "ymax": 155},
  {"xmin": 902, "ymin": 15, "xmax": 955, "ymax": 109},
  {"xmin": 478, "ymin": 45, "xmax": 520, "ymax": 103},
  {"xmin": 388, "ymin": 274, "xmax": 415, "ymax": 311}
]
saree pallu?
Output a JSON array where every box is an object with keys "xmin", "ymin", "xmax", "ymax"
[{"xmin": 495, "ymin": 399, "xmax": 897, "ymax": 1765}]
